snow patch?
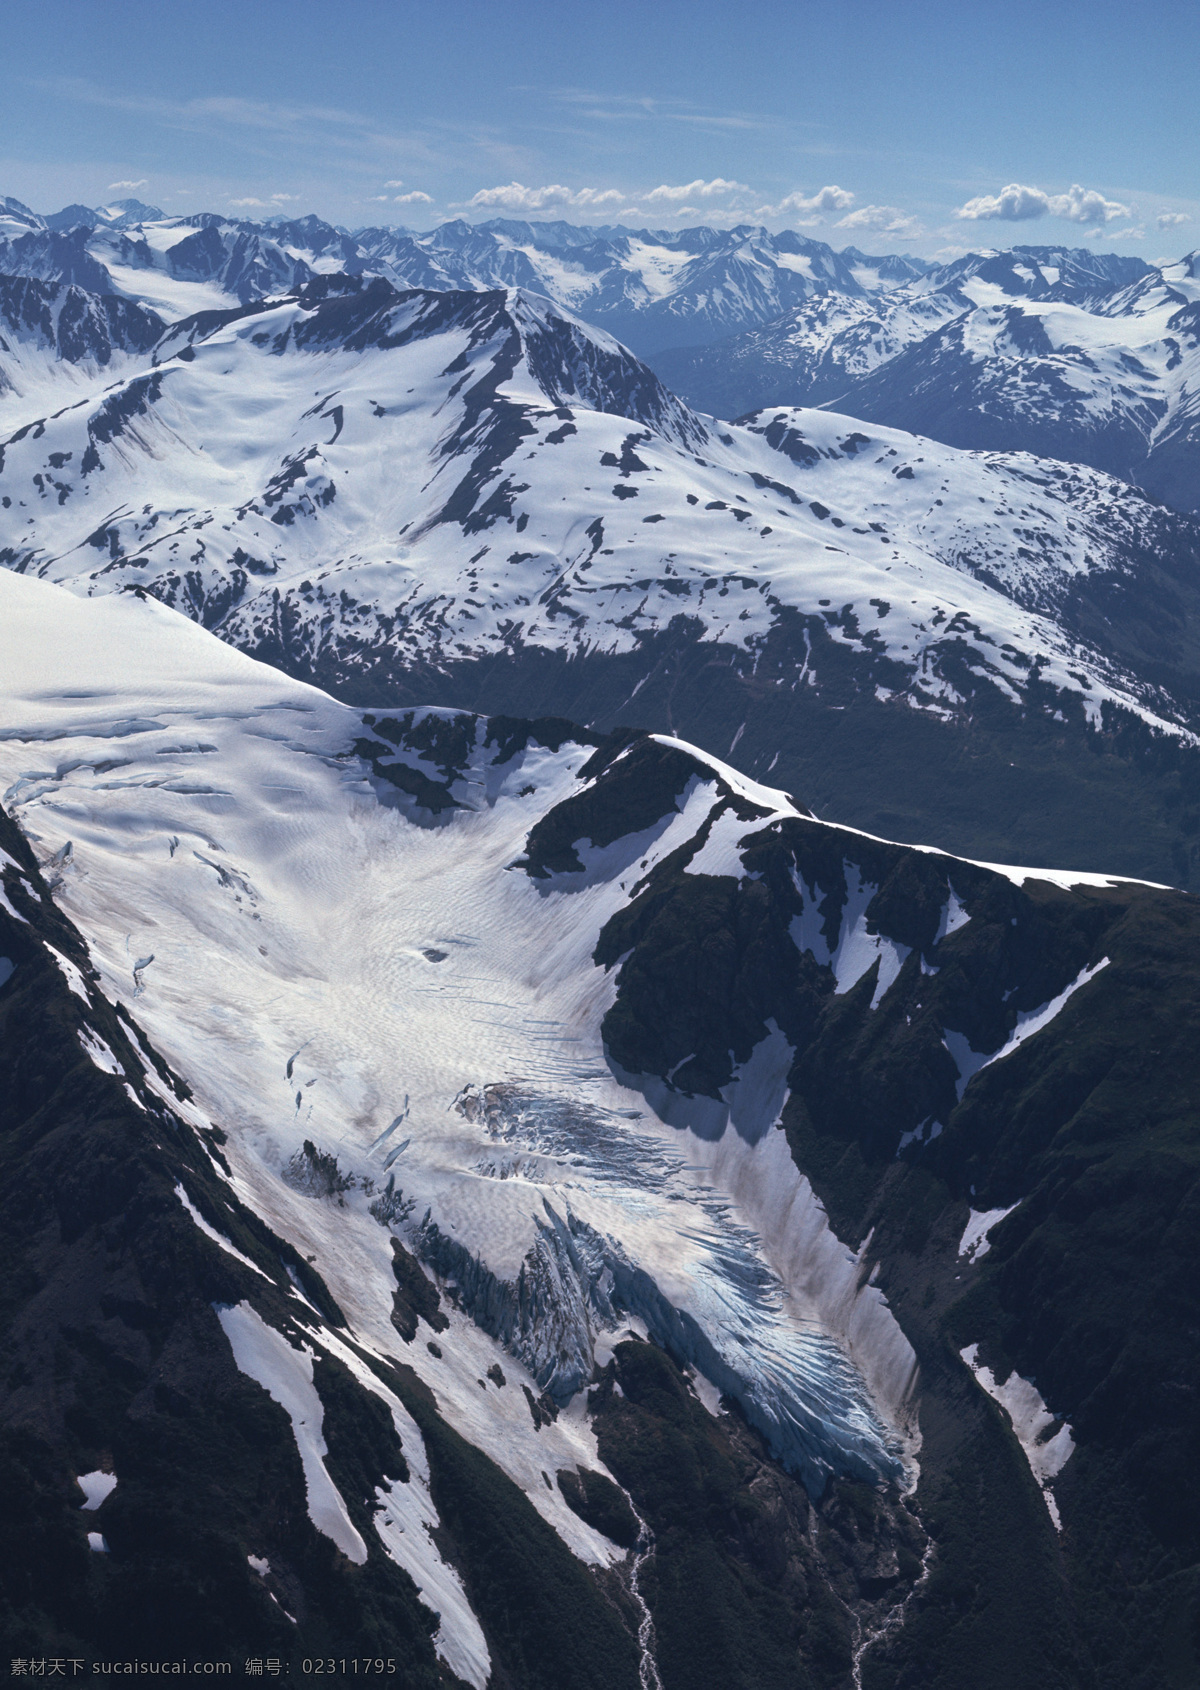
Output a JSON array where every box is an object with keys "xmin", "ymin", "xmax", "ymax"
[
  {"xmin": 958, "ymin": 1204, "xmax": 1020, "ymax": 1262},
  {"xmin": 77, "ymin": 1025, "xmax": 123, "ymax": 1076},
  {"xmin": 77, "ymin": 1469, "xmax": 117, "ymax": 1510},
  {"xmin": 175, "ymin": 1183, "xmax": 272, "ymax": 1281},
  {"xmin": 935, "ymin": 888, "xmax": 970, "ymax": 941},
  {"xmin": 942, "ymin": 1030, "xmax": 989, "ymax": 1101},
  {"xmin": 946, "ymin": 958, "xmax": 1111, "ymax": 1101},
  {"xmin": 46, "ymin": 942, "xmax": 90, "ymax": 1002},
  {"xmin": 961, "ymin": 1344, "xmax": 1074, "ymax": 1528},
  {"xmin": 216, "ymin": 1301, "xmax": 368, "ymax": 1565},
  {"xmin": 981, "ymin": 959, "xmax": 1110, "ymax": 1072},
  {"xmin": 829, "ymin": 865, "xmax": 911, "ymax": 1007},
  {"xmin": 0, "ymin": 885, "xmax": 29, "ymax": 924}
]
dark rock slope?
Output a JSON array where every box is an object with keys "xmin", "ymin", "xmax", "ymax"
[{"xmin": 571, "ymin": 732, "xmax": 1200, "ymax": 1690}]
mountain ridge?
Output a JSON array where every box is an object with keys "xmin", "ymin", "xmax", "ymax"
[
  {"xmin": 2, "ymin": 568, "xmax": 1198, "ymax": 1685},
  {"xmin": 5, "ymin": 270, "xmax": 1200, "ymax": 884},
  {"xmin": 651, "ymin": 246, "xmax": 1200, "ymax": 515}
]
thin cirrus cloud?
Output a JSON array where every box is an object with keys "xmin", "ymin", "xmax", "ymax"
[
  {"xmin": 107, "ymin": 178, "xmax": 148, "ymax": 191},
  {"xmin": 955, "ymin": 182, "xmax": 1132, "ymax": 224}
]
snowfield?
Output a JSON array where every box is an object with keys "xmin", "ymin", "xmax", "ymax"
[
  {"xmin": 1, "ymin": 276, "xmax": 1195, "ymax": 747},
  {"xmin": 0, "ymin": 571, "xmax": 930, "ymax": 1579}
]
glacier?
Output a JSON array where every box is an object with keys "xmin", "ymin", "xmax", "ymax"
[{"xmin": 0, "ymin": 567, "xmax": 921, "ymax": 1518}]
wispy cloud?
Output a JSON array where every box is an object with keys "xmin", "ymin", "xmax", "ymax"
[
  {"xmin": 955, "ymin": 181, "xmax": 1132, "ymax": 224},
  {"xmin": 837, "ymin": 204, "xmax": 923, "ymax": 238},
  {"xmin": 643, "ymin": 177, "xmax": 750, "ymax": 203},
  {"xmin": 394, "ymin": 190, "xmax": 433, "ymax": 205},
  {"xmin": 106, "ymin": 177, "xmax": 147, "ymax": 191},
  {"xmin": 28, "ymin": 76, "xmax": 444, "ymax": 170},
  {"xmin": 1157, "ymin": 210, "xmax": 1190, "ymax": 228},
  {"xmin": 544, "ymin": 87, "xmax": 775, "ymax": 133}
]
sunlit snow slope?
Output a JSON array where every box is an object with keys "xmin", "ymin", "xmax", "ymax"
[
  {"xmin": 655, "ymin": 246, "xmax": 1200, "ymax": 515},
  {"xmin": 1, "ymin": 275, "xmax": 1195, "ymax": 745},
  {"xmin": 0, "ymin": 570, "xmax": 921, "ymax": 1506},
  {"xmin": 6, "ymin": 568, "xmax": 1198, "ymax": 1689}
]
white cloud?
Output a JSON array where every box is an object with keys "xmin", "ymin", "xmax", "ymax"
[
  {"xmin": 836, "ymin": 204, "xmax": 923, "ymax": 238},
  {"xmin": 1108, "ymin": 225, "xmax": 1146, "ymax": 240},
  {"xmin": 1051, "ymin": 184, "xmax": 1133, "ymax": 223},
  {"xmin": 955, "ymin": 182, "xmax": 1048, "ymax": 221},
  {"xmin": 1157, "ymin": 210, "xmax": 1190, "ymax": 228},
  {"xmin": 750, "ymin": 203, "xmax": 797, "ymax": 220},
  {"xmin": 394, "ymin": 190, "xmax": 433, "ymax": 205},
  {"xmin": 955, "ymin": 181, "xmax": 1131, "ymax": 224},
  {"xmin": 643, "ymin": 177, "xmax": 750, "ymax": 203},
  {"xmin": 384, "ymin": 179, "xmax": 405, "ymax": 188},
  {"xmin": 468, "ymin": 181, "xmax": 626, "ymax": 211},
  {"xmin": 229, "ymin": 194, "xmax": 296, "ymax": 210},
  {"xmin": 107, "ymin": 178, "xmax": 148, "ymax": 191},
  {"xmin": 777, "ymin": 184, "xmax": 854, "ymax": 216}
]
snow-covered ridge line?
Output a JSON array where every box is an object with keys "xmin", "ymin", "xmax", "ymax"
[
  {"xmin": 0, "ymin": 197, "xmax": 941, "ymax": 346},
  {"xmin": 656, "ymin": 244, "xmax": 1200, "ymax": 516},
  {"xmin": 2, "ymin": 273, "xmax": 1196, "ymax": 752},
  {"xmin": 0, "ymin": 570, "xmax": 927, "ymax": 1506}
]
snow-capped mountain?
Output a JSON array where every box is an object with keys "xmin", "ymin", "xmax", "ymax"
[
  {"xmin": 823, "ymin": 256, "xmax": 1200, "ymax": 515},
  {"xmin": 2, "ymin": 568, "xmax": 1197, "ymax": 1687},
  {"xmin": 4, "ymin": 271, "xmax": 1200, "ymax": 883},
  {"xmin": 354, "ymin": 219, "xmax": 928, "ymax": 354},
  {"xmin": 11, "ymin": 194, "xmax": 1193, "ymax": 512},
  {"xmin": 0, "ymin": 273, "xmax": 163, "ymax": 400},
  {"xmin": 1, "ymin": 197, "xmax": 934, "ymax": 352},
  {"xmin": 652, "ymin": 245, "xmax": 1200, "ymax": 515},
  {"xmin": 653, "ymin": 245, "xmax": 1158, "ymax": 419},
  {"xmin": 0, "ymin": 270, "xmax": 1187, "ymax": 730}
]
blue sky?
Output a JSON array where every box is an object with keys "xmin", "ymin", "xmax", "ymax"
[{"xmin": 4, "ymin": 0, "xmax": 1196, "ymax": 258}]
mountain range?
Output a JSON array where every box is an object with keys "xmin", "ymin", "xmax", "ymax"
[
  {"xmin": 3, "ymin": 263, "xmax": 1200, "ymax": 886},
  {"xmin": 0, "ymin": 194, "xmax": 933, "ymax": 353},
  {"xmin": 2, "ymin": 567, "xmax": 1197, "ymax": 1687},
  {"xmin": 653, "ymin": 247, "xmax": 1200, "ymax": 515},
  {"xmin": 6, "ymin": 195, "xmax": 1197, "ymax": 520},
  {"xmin": 2, "ymin": 192, "xmax": 1200, "ymax": 1686}
]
